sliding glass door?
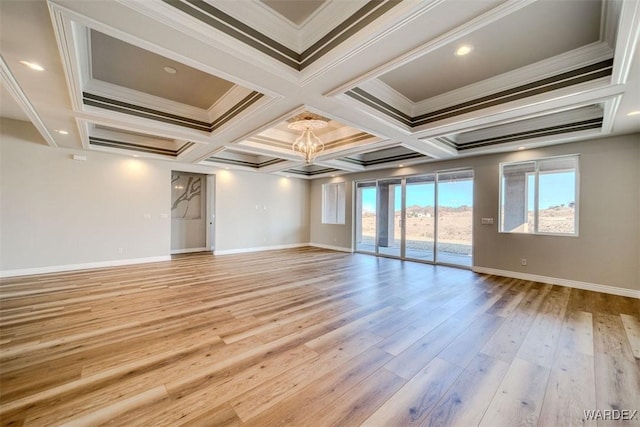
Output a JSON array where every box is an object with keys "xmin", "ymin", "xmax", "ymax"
[
  {"xmin": 355, "ymin": 182, "xmax": 377, "ymax": 253},
  {"xmin": 354, "ymin": 169, "xmax": 473, "ymax": 268},
  {"xmin": 376, "ymin": 178, "xmax": 402, "ymax": 258},
  {"xmin": 436, "ymin": 170, "xmax": 473, "ymax": 267},
  {"xmin": 405, "ymin": 175, "xmax": 435, "ymax": 262}
]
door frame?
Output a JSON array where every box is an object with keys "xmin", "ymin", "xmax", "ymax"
[{"xmin": 170, "ymin": 171, "xmax": 215, "ymax": 254}]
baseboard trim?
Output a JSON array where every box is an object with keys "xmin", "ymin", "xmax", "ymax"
[
  {"xmin": 309, "ymin": 243, "xmax": 354, "ymax": 253},
  {"xmin": 472, "ymin": 266, "xmax": 640, "ymax": 299},
  {"xmin": 170, "ymin": 247, "xmax": 210, "ymax": 255},
  {"xmin": 0, "ymin": 256, "xmax": 172, "ymax": 278},
  {"xmin": 213, "ymin": 243, "xmax": 309, "ymax": 256}
]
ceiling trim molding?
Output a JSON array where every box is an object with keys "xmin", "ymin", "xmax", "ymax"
[
  {"xmin": 81, "ymin": 91, "xmax": 264, "ymax": 133},
  {"xmin": 0, "ymin": 55, "xmax": 58, "ymax": 148},
  {"xmin": 342, "ymin": 150, "xmax": 426, "ymax": 167},
  {"xmin": 83, "ymin": 92, "xmax": 212, "ymax": 131},
  {"xmin": 88, "ymin": 136, "xmax": 194, "ymax": 157},
  {"xmin": 411, "ymin": 42, "xmax": 614, "ymax": 115},
  {"xmin": 601, "ymin": 93, "xmax": 623, "ymax": 134},
  {"xmin": 411, "ymin": 59, "xmax": 614, "ymax": 126},
  {"xmin": 162, "ymin": 0, "xmax": 300, "ymax": 69},
  {"xmin": 282, "ymin": 167, "xmax": 342, "ymax": 177},
  {"xmin": 455, "ymin": 118, "xmax": 604, "ymax": 151},
  {"xmin": 347, "ymin": 59, "xmax": 614, "ymax": 129},
  {"xmin": 85, "ymin": 79, "xmax": 211, "ymax": 123},
  {"xmin": 158, "ymin": 0, "xmax": 402, "ymax": 72},
  {"xmin": 458, "ymin": 128, "xmax": 605, "ymax": 157},
  {"xmin": 300, "ymin": 0, "xmax": 444, "ymax": 86},
  {"xmin": 48, "ymin": 3, "xmax": 85, "ymax": 112},
  {"xmin": 324, "ymin": 0, "xmax": 536, "ymax": 97},
  {"xmin": 412, "ymin": 82, "xmax": 626, "ymax": 139},
  {"xmin": 402, "ymin": 139, "xmax": 457, "ymax": 159},
  {"xmin": 297, "ymin": 2, "xmax": 365, "ymax": 49},
  {"xmin": 212, "ymin": 1, "xmax": 300, "ymax": 48},
  {"xmin": 203, "ymin": 155, "xmax": 286, "ymax": 170},
  {"xmin": 298, "ymin": 1, "xmax": 400, "ymax": 70}
]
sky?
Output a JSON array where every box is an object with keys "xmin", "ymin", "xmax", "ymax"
[
  {"xmin": 360, "ymin": 171, "xmax": 576, "ymax": 213},
  {"xmin": 529, "ymin": 171, "xmax": 576, "ymax": 209},
  {"xmin": 361, "ymin": 180, "xmax": 473, "ymax": 213}
]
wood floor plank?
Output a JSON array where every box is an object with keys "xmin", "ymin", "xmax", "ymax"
[
  {"xmin": 306, "ymin": 367, "xmax": 406, "ymax": 426},
  {"xmin": 438, "ymin": 313, "xmax": 504, "ymax": 368},
  {"xmin": 480, "ymin": 284, "xmax": 552, "ymax": 363},
  {"xmin": 592, "ymin": 312, "xmax": 640, "ymax": 424},
  {"xmin": 515, "ymin": 286, "xmax": 571, "ymax": 368},
  {"xmin": 620, "ymin": 313, "xmax": 640, "ymax": 359},
  {"xmin": 421, "ymin": 353, "xmax": 510, "ymax": 427},
  {"xmin": 538, "ymin": 309, "xmax": 597, "ymax": 427},
  {"xmin": 360, "ymin": 357, "xmax": 462, "ymax": 426},
  {"xmin": 479, "ymin": 357, "xmax": 550, "ymax": 427},
  {"xmin": 241, "ymin": 346, "xmax": 394, "ymax": 427},
  {"xmin": 1, "ymin": 248, "xmax": 638, "ymax": 426}
]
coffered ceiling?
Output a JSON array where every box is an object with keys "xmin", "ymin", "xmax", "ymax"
[{"xmin": 1, "ymin": 0, "xmax": 639, "ymax": 179}]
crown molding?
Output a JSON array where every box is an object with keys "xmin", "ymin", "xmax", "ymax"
[
  {"xmin": 601, "ymin": 0, "xmax": 623, "ymax": 49},
  {"xmin": 48, "ymin": 2, "xmax": 86, "ymax": 112},
  {"xmin": 358, "ymin": 78, "xmax": 414, "ymax": 118},
  {"xmin": 411, "ymin": 80, "xmax": 625, "ymax": 138},
  {"xmin": 405, "ymin": 139, "xmax": 457, "ymax": 159},
  {"xmin": 611, "ymin": 0, "xmax": 640, "ymax": 85},
  {"xmin": 0, "ymin": 55, "xmax": 58, "ymax": 147},
  {"xmin": 412, "ymin": 42, "xmax": 614, "ymax": 116},
  {"xmin": 324, "ymin": 0, "xmax": 536, "ymax": 97},
  {"xmin": 85, "ymin": 79, "xmax": 211, "ymax": 122},
  {"xmin": 296, "ymin": 1, "xmax": 364, "ymax": 51},
  {"xmin": 334, "ymin": 92, "xmax": 413, "ymax": 135},
  {"xmin": 113, "ymin": 0, "xmax": 300, "ymax": 82},
  {"xmin": 209, "ymin": 0, "xmax": 300, "ymax": 50},
  {"xmin": 300, "ymin": 0, "xmax": 444, "ymax": 86},
  {"xmin": 455, "ymin": 105, "xmax": 604, "ymax": 144},
  {"xmin": 454, "ymin": 128, "xmax": 604, "ymax": 157}
]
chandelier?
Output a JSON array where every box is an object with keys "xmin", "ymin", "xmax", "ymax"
[{"xmin": 287, "ymin": 113, "xmax": 329, "ymax": 164}]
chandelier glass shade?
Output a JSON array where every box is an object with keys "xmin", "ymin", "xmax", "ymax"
[{"xmin": 287, "ymin": 114, "xmax": 329, "ymax": 164}]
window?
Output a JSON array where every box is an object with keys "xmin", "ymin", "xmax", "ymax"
[
  {"xmin": 500, "ymin": 155, "xmax": 578, "ymax": 235},
  {"xmin": 322, "ymin": 182, "xmax": 346, "ymax": 224}
]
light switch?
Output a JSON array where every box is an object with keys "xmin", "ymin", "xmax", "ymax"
[{"xmin": 481, "ymin": 217, "xmax": 494, "ymax": 225}]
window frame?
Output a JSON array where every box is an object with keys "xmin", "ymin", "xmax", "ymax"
[
  {"xmin": 499, "ymin": 154, "xmax": 580, "ymax": 237},
  {"xmin": 322, "ymin": 181, "xmax": 346, "ymax": 225}
]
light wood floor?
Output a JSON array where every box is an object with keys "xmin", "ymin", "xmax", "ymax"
[{"xmin": 1, "ymin": 248, "xmax": 638, "ymax": 426}]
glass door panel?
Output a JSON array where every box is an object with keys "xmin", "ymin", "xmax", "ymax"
[
  {"xmin": 376, "ymin": 178, "xmax": 402, "ymax": 258},
  {"xmin": 355, "ymin": 182, "xmax": 377, "ymax": 253},
  {"xmin": 405, "ymin": 175, "xmax": 435, "ymax": 262},
  {"xmin": 436, "ymin": 170, "xmax": 473, "ymax": 267}
]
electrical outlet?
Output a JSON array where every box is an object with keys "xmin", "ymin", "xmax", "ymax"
[{"xmin": 521, "ymin": 258, "xmax": 527, "ymax": 266}]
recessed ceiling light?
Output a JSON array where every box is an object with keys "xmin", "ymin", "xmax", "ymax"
[
  {"xmin": 54, "ymin": 129, "xmax": 69, "ymax": 135},
  {"xmin": 455, "ymin": 45, "xmax": 473, "ymax": 56},
  {"xmin": 163, "ymin": 66, "xmax": 177, "ymax": 74},
  {"xmin": 398, "ymin": 164, "xmax": 404, "ymax": 168},
  {"xmin": 627, "ymin": 111, "xmax": 640, "ymax": 116},
  {"xmin": 518, "ymin": 146, "xmax": 526, "ymax": 150},
  {"xmin": 19, "ymin": 61, "xmax": 45, "ymax": 71},
  {"xmin": 132, "ymin": 154, "xmax": 140, "ymax": 158}
]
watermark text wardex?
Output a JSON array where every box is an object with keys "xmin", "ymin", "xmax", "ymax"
[{"xmin": 584, "ymin": 409, "xmax": 638, "ymax": 421}]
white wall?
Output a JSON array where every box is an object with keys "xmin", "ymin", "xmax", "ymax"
[
  {"xmin": 0, "ymin": 119, "xmax": 310, "ymax": 274},
  {"xmin": 214, "ymin": 169, "xmax": 310, "ymax": 253},
  {"xmin": 310, "ymin": 134, "xmax": 640, "ymax": 293}
]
